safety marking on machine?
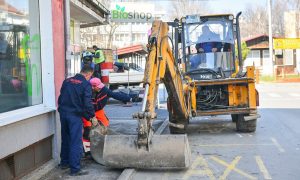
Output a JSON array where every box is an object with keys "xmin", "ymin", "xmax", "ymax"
[{"xmin": 183, "ymin": 155, "xmax": 272, "ymax": 180}]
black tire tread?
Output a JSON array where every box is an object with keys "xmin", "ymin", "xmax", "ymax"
[{"xmin": 236, "ymin": 114, "xmax": 257, "ymax": 132}]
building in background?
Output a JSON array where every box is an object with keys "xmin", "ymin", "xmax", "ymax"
[
  {"xmin": 80, "ymin": 1, "xmax": 166, "ymax": 72},
  {"xmin": 243, "ymin": 11, "xmax": 300, "ymax": 76},
  {"xmin": 67, "ymin": 0, "xmax": 110, "ymax": 77},
  {"xmin": 244, "ymin": 35, "xmax": 273, "ymax": 75},
  {"xmin": 81, "ymin": 2, "xmax": 166, "ymax": 49},
  {"xmin": 0, "ymin": 0, "xmax": 109, "ymax": 179},
  {"xmin": 244, "ymin": 34, "xmax": 300, "ymax": 75},
  {"xmin": 284, "ymin": 11, "xmax": 300, "ymax": 74}
]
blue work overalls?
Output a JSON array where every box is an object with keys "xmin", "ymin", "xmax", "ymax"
[{"xmin": 58, "ymin": 74, "xmax": 94, "ymax": 173}]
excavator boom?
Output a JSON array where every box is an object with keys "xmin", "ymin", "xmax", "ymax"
[{"xmin": 93, "ymin": 20, "xmax": 191, "ymax": 169}]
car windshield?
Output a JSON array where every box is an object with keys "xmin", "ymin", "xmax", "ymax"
[{"xmin": 184, "ymin": 19, "xmax": 235, "ymax": 72}]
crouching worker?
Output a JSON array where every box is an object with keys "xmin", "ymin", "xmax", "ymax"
[{"xmin": 82, "ymin": 77, "xmax": 139, "ymax": 158}]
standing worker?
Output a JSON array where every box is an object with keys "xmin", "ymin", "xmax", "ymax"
[
  {"xmin": 58, "ymin": 65, "xmax": 98, "ymax": 176},
  {"xmin": 92, "ymin": 45, "xmax": 105, "ymax": 78}
]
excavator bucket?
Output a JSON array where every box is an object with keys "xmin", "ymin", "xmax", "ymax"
[
  {"xmin": 89, "ymin": 125, "xmax": 119, "ymax": 165},
  {"xmin": 95, "ymin": 134, "xmax": 191, "ymax": 169},
  {"xmin": 90, "ymin": 123, "xmax": 191, "ymax": 169},
  {"xmin": 90, "ymin": 127, "xmax": 106, "ymax": 165}
]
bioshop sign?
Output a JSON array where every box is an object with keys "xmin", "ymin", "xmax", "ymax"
[{"xmin": 111, "ymin": 3, "xmax": 154, "ymax": 23}]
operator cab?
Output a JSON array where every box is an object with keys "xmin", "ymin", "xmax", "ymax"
[{"xmin": 182, "ymin": 14, "xmax": 236, "ymax": 80}]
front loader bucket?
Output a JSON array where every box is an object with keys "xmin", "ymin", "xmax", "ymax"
[{"xmin": 102, "ymin": 134, "xmax": 191, "ymax": 169}]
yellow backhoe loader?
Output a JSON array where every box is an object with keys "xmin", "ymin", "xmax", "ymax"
[{"xmin": 90, "ymin": 13, "xmax": 260, "ymax": 169}]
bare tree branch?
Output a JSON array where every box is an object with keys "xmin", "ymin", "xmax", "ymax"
[{"xmin": 169, "ymin": 0, "xmax": 210, "ymax": 21}]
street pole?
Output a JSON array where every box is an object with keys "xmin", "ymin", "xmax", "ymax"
[{"xmin": 268, "ymin": 0, "xmax": 274, "ymax": 76}]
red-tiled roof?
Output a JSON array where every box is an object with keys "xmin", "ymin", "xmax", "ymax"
[
  {"xmin": 117, "ymin": 44, "xmax": 147, "ymax": 56},
  {"xmin": 248, "ymin": 44, "xmax": 269, "ymax": 49},
  {"xmin": 243, "ymin": 34, "xmax": 268, "ymax": 42},
  {"xmin": 243, "ymin": 34, "xmax": 280, "ymax": 42},
  {"xmin": 0, "ymin": 0, "xmax": 24, "ymax": 16}
]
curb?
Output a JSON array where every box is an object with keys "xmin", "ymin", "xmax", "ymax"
[{"xmin": 20, "ymin": 160, "xmax": 57, "ymax": 180}]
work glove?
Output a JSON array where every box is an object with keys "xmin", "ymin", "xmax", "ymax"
[
  {"xmin": 90, "ymin": 117, "xmax": 99, "ymax": 127},
  {"xmin": 99, "ymin": 124, "xmax": 108, "ymax": 135}
]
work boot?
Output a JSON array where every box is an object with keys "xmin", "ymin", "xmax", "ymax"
[
  {"xmin": 70, "ymin": 170, "xmax": 89, "ymax": 176},
  {"xmin": 58, "ymin": 164, "xmax": 69, "ymax": 170},
  {"xmin": 82, "ymin": 151, "xmax": 92, "ymax": 160}
]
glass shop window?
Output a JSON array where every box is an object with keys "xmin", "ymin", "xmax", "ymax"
[{"xmin": 0, "ymin": 0, "xmax": 42, "ymax": 113}]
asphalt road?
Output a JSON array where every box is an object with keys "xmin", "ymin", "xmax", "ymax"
[
  {"xmin": 131, "ymin": 83, "xmax": 300, "ymax": 180},
  {"xmin": 40, "ymin": 83, "xmax": 300, "ymax": 180}
]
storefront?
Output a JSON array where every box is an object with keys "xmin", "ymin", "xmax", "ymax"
[
  {"xmin": 0, "ymin": 0, "xmax": 110, "ymax": 179},
  {"xmin": 0, "ymin": 0, "xmax": 64, "ymax": 179},
  {"xmin": 244, "ymin": 35, "xmax": 300, "ymax": 76}
]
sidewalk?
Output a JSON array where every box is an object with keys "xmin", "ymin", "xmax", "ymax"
[{"xmin": 23, "ymin": 103, "xmax": 167, "ymax": 180}]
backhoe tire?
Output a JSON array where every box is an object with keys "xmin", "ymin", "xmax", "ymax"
[
  {"xmin": 231, "ymin": 114, "xmax": 238, "ymax": 123},
  {"xmin": 236, "ymin": 114, "xmax": 257, "ymax": 132}
]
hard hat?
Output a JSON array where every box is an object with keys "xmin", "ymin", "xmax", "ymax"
[
  {"xmin": 90, "ymin": 77, "xmax": 105, "ymax": 89},
  {"xmin": 82, "ymin": 51, "xmax": 94, "ymax": 58},
  {"xmin": 82, "ymin": 51, "xmax": 94, "ymax": 62}
]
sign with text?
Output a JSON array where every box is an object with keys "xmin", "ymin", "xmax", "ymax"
[
  {"xmin": 110, "ymin": 2, "xmax": 155, "ymax": 23},
  {"xmin": 273, "ymin": 38, "xmax": 300, "ymax": 49}
]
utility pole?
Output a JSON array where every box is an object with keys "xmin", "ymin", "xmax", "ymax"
[{"xmin": 268, "ymin": 0, "xmax": 274, "ymax": 76}]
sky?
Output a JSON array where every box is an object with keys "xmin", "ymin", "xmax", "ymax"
[
  {"xmin": 6, "ymin": 0, "xmax": 268, "ymax": 17},
  {"xmin": 207, "ymin": 0, "xmax": 267, "ymax": 14},
  {"xmin": 6, "ymin": 0, "xmax": 28, "ymax": 12},
  {"xmin": 153, "ymin": 0, "xmax": 267, "ymax": 14}
]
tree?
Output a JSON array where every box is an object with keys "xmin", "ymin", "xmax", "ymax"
[
  {"xmin": 272, "ymin": 0, "xmax": 289, "ymax": 36},
  {"xmin": 240, "ymin": 4, "xmax": 268, "ymax": 38},
  {"xmin": 103, "ymin": 22, "xmax": 119, "ymax": 49},
  {"xmin": 169, "ymin": 0, "xmax": 210, "ymax": 21},
  {"xmin": 240, "ymin": 0, "xmax": 289, "ymax": 38},
  {"xmin": 241, "ymin": 42, "xmax": 250, "ymax": 61},
  {"xmin": 236, "ymin": 42, "xmax": 250, "ymax": 61},
  {"xmin": 288, "ymin": 0, "xmax": 300, "ymax": 10}
]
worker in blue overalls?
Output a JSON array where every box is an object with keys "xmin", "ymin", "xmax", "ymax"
[{"xmin": 58, "ymin": 65, "xmax": 98, "ymax": 176}]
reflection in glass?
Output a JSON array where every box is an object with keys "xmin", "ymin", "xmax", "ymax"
[{"xmin": 0, "ymin": 0, "xmax": 42, "ymax": 113}]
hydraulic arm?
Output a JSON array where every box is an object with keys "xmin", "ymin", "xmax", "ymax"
[
  {"xmin": 99, "ymin": 20, "xmax": 191, "ymax": 169},
  {"xmin": 135, "ymin": 20, "xmax": 190, "ymax": 148}
]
